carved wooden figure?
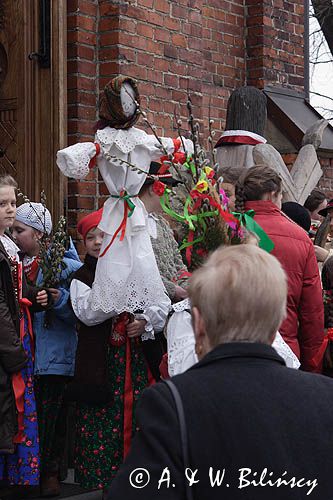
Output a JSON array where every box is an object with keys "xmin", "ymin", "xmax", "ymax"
[{"xmin": 215, "ymin": 86, "xmax": 327, "ymax": 204}]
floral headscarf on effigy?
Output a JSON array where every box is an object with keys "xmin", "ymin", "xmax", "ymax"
[{"xmin": 98, "ymin": 76, "xmax": 140, "ymax": 130}]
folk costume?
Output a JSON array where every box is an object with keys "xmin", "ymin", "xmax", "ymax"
[
  {"xmin": 0, "ymin": 235, "xmax": 50, "ymax": 486},
  {"xmin": 69, "ymin": 210, "xmax": 170, "ymax": 490},
  {"xmin": 166, "ymin": 299, "xmax": 300, "ymax": 377},
  {"xmin": 57, "ymin": 76, "xmax": 192, "ymax": 317},
  {"xmin": 15, "ymin": 203, "xmax": 82, "ymax": 492}
]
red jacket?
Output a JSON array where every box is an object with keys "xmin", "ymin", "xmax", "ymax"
[{"xmin": 245, "ymin": 200, "xmax": 324, "ymax": 372}]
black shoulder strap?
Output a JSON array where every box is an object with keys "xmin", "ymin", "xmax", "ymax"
[{"xmin": 164, "ymin": 379, "xmax": 194, "ymax": 500}]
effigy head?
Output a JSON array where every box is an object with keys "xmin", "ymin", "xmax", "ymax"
[{"xmin": 98, "ymin": 76, "xmax": 140, "ymax": 129}]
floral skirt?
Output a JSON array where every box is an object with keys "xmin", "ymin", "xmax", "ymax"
[
  {"xmin": 35, "ymin": 375, "xmax": 70, "ymax": 474},
  {"xmin": 74, "ymin": 337, "xmax": 151, "ymax": 490},
  {"xmin": 0, "ymin": 316, "xmax": 40, "ymax": 486}
]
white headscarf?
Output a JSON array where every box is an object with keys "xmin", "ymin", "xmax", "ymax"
[{"xmin": 16, "ymin": 202, "xmax": 52, "ymax": 235}]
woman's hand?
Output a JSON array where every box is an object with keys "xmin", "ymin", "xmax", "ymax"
[
  {"xmin": 174, "ymin": 285, "xmax": 188, "ymax": 301},
  {"xmin": 36, "ymin": 290, "xmax": 48, "ymax": 307},
  {"xmin": 314, "ymin": 245, "xmax": 329, "ymax": 263},
  {"xmin": 126, "ymin": 319, "xmax": 147, "ymax": 338},
  {"xmin": 48, "ymin": 288, "xmax": 61, "ymax": 305}
]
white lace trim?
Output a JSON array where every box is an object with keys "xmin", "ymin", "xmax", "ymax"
[
  {"xmin": 89, "ymin": 274, "xmax": 168, "ymax": 315},
  {"xmin": 172, "ymin": 298, "xmax": 191, "ymax": 312},
  {"xmin": 56, "ymin": 142, "xmax": 96, "ymax": 179},
  {"xmin": 0, "ymin": 235, "xmax": 19, "ymax": 260},
  {"xmin": 96, "ymin": 127, "xmax": 148, "ymax": 154},
  {"xmin": 272, "ymin": 333, "xmax": 300, "ymax": 369}
]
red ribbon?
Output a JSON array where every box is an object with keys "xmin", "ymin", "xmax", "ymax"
[
  {"xmin": 12, "ymin": 372, "xmax": 25, "ymax": 444},
  {"xmin": 173, "ymin": 138, "xmax": 181, "ymax": 152},
  {"xmin": 174, "ymin": 270, "xmax": 192, "ymax": 282},
  {"xmin": 186, "ymin": 231, "xmax": 195, "ymax": 267},
  {"xmin": 191, "ymin": 191, "xmax": 240, "ymax": 228},
  {"xmin": 12, "ymin": 297, "xmax": 33, "ymax": 444},
  {"xmin": 311, "ymin": 328, "xmax": 333, "ymax": 370},
  {"xmin": 215, "ymin": 134, "xmax": 264, "ymax": 147},
  {"xmin": 122, "ymin": 332, "xmax": 156, "ymax": 457},
  {"xmin": 19, "ymin": 299, "xmax": 34, "ymax": 361},
  {"xmin": 88, "ymin": 143, "xmax": 101, "ymax": 169},
  {"xmin": 159, "ymin": 353, "xmax": 169, "ymax": 380},
  {"xmin": 123, "ymin": 336, "xmax": 133, "ymax": 459}
]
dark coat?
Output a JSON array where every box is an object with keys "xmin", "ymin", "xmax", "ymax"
[
  {"xmin": 0, "ymin": 240, "xmax": 50, "ymax": 453},
  {"xmin": 108, "ymin": 342, "xmax": 333, "ymax": 500},
  {"xmin": 67, "ymin": 254, "xmax": 113, "ymax": 404}
]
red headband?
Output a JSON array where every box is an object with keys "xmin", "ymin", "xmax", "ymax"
[{"xmin": 78, "ymin": 208, "xmax": 103, "ymax": 242}]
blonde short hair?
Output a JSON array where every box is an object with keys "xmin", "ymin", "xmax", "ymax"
[
  {"xmin": 0, "ymin": 174, "xmax": 17, "ymax": 189},
  {"xmin": 189, "ymin": 245, "xmax": 287, "ymax": 346}
]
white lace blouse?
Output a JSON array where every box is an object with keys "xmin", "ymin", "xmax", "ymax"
[
  {"xmin": 70, "ymin": 278, "xmax": 171, "ymax": 341},
  {"xmin": 167, "ymin": 299, "xmax": 300, "ymax": 377}
]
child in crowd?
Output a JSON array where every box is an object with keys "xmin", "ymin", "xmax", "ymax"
[
  {"xmin": 12, "ymin": 202, "xmax": 82, "ymax": 497},
  {"xmin": 0, "ymin": 176, "xmax": 50, "ymax": 495},
  {"xmin": 217, "ymin": 165, "xmax": 244, "ymax": 212},
  {"xmin": 69, "ymin": 209, "xmax": 170, "ymax": 498}
]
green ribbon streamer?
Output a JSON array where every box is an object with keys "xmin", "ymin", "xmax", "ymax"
[
  {"xmin": 111, "ymin": 192, "xmax": 136, "ymax": 217},
  {"xmin": 160, "ymin": 187, "xmax": 220, "ymax": 253},
  {"xmin": 183, "ymin": 155, "xmax": 196, "ymax": 178},
  {"xmin": 232, "ymin": 210, "xmax": 275, "ymax": 253},
  {"xmin": 160, "ymin": 189, "xmax": 186, "ymax": 223},
  {"xmin": 179, "ymin": 235, "xmax": 204, "ymax": 251}
]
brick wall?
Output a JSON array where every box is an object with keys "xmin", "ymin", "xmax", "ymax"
[
  {"xmin": 65, "ymin": 0, "xmax": 306, "ymax": 246},
  {"xmin": 67, "ymin": 0, "xmax": 99, "ymax": 252},
  {"xmin": 97, "ymin": 0, "xmax": 246, "ymax": 136},
  {"xmin": 246, "ymin": 0, "xmax": 304, "ymax": 90}
]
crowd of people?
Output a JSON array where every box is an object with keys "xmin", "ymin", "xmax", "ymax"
[
  {"xmin": 1, "ymin": 77, "xmax": 333, "ymax": 500},
  {"xmin": 0, "ymin": 166, "xmax": 333, "ymax": 498}
]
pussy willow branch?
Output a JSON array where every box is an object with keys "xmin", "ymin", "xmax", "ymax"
[
  {"xmin": 174, "ymin": 106, "xmax": 187, "ymax": 155},
  {"xmin": 186, "ymin": 96, "xmax": 199, "ymax": 181}
]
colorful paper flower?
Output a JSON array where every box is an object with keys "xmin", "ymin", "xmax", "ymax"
[
  {"xmin": 152, "ymin": 180, "xmax": 167, "ymax": 196},
  {"xmin": 204, "ymin": 166, "xmax": 214, "ymax": 178},
  {"xmin": 219, "ymin": 188, "xmax": 229, "ymax": 209},
  {"xmin": 194, "ymin": 180, "xmax": 209, "ymax": 193}
]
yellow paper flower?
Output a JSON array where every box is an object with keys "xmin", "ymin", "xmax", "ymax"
[
  {"xmin": 204, "ymin": 167, "xmax": 214, "ymax": 178},
  {"xmin": 195, "ymin": 180, "xmax": 209, "ymax": 193}
]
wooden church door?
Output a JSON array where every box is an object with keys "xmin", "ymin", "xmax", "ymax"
[{"xmin": 0, "ymin": 0, "xmax": 67, "ymax": 219}]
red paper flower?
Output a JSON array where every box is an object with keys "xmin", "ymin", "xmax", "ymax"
[
  {"xmin": 173, "ymin": 151, "xmax": 187, "ymax": 164},
  {"xmin": 153, "ymin": 180, "xmax": 166, "ymax": 196}
]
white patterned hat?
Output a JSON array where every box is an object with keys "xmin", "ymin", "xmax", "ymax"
[{"xmin": 16, "ymin": 202, "xmax": 52, "ymax": 235}]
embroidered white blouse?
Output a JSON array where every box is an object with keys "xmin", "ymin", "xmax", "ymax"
[
  {"xmin": 70, "ymin": 278, "xmax": 171, "ymax": 340},
  {"xmin": 167, "ymin": 299, "xmax": 301, "ymax": 377}
]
